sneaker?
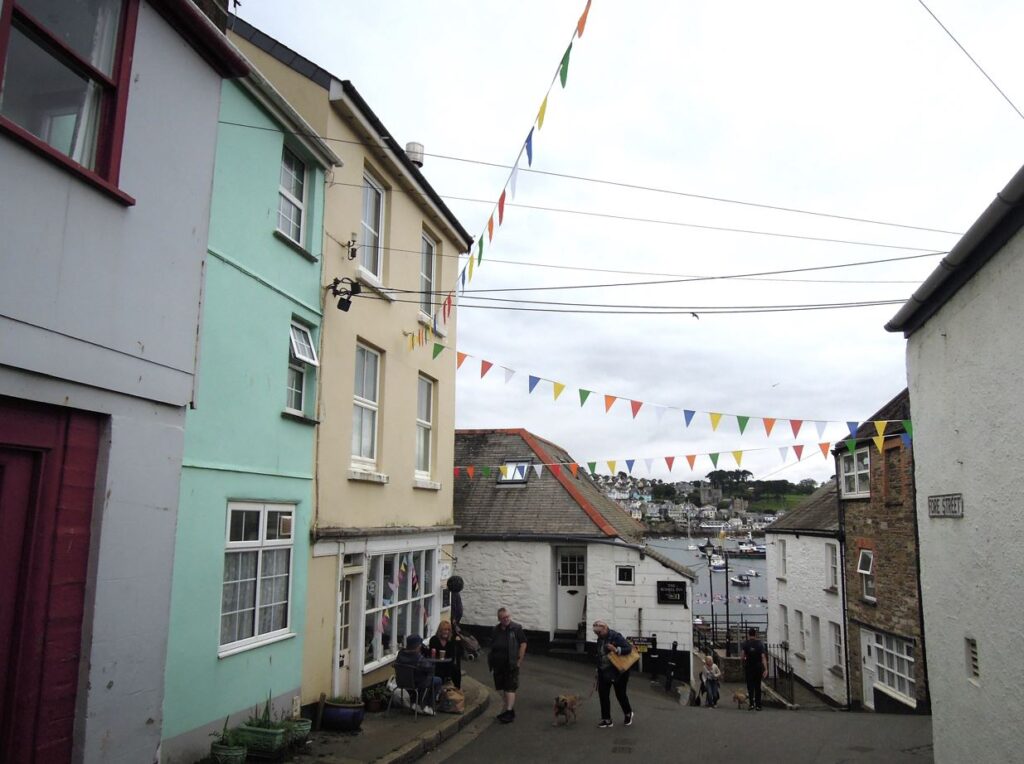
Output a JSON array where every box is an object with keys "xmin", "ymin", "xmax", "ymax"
[
  {"xmin": 624, "ymin": 712, "xmax": 634, "ymax": 727},
  {"xmin": 598, "ymin": 719, "xmax": 614, "ymax": 728},
  {"xmin": 755, "ymin": 706, "xmax": 762, "ymax": 711},
  {"xmin": 497, "ymin": 709, "xmax": 514, "ymax": 723},
  {"xmin": 420, "ymin": 705, "xmax": 435, "ymax": 716}
]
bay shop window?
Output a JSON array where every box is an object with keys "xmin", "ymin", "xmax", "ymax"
[{"xmin": 363, "ymin": 549, "xmax": 436, "ymax": 668}]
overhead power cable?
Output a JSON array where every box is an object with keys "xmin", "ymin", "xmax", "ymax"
[{"xmin": 217, "ymin": 119, "xmax": 962, "ymax": 236}]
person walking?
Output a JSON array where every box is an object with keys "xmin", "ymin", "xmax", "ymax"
[
  {"xmin": 700, "ymin": 654, "xmax": 722, "ymax": 707},
  {"xmin": 488, "ymin": 607, "xmax": 527, "ymax": 723},
  {"xmin": 592, "ymin": 620, "xmax": 634, "ymax": 728},
  {"xmin": 740, "ymin": 626, "xmax": 768, "ymax": 710}
]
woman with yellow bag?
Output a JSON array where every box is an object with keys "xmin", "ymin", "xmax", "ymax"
[{"xmin": 592, "ymin": 620, "xmax": 637, "ymax": 729}]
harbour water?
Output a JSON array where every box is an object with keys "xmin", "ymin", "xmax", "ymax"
[{"xmin": 646, "ymin": 535, "xmax": 771, "ymax": 621}]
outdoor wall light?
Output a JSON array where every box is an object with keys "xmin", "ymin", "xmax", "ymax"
[
  {"xmin": 340, "ymin": 232, "xmax": 358, "ymax": 260},
  {"xmin": 327, "ymin": 277, "xmax": 362, "ymax": 312}
]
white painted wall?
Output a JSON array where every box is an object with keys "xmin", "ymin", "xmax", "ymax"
[
  {"xmin": 905, "ymin": 226, "xmax": 1024, "ymax": 764},
  {"xmin": 766, "ymin": 532, "xmax": 846, "ymax": 704}
]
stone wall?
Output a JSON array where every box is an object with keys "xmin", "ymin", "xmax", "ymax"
[{"xmin": 455, "ymin": 541, "xmax": 554, "ymax": 632}]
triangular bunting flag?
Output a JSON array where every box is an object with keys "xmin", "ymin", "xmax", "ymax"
[
  {"xmin": 709, "ymin": 453, "xmax": 720, "ymax": 467},
  {"xmin": 559, "ymin": 43, "xmax": 572, "ymax": 87},
  {"xmin": 467, "ymin": 466, "xmax": 475, "ymax": 479},
  {"xmin": 737, "ymin": 415, "xmax": 750, "ymax": 434},
  {"xmin": 874, "ymin": 421, "xmax": 887, "ymax": 437},
  {"xmin": 793, "ymin": 445, "xmax": 804, "ymax": 460},
  {"xmin": 533, "ymin": 464, "xmax": 544, "ymax": 478},
  {"xmin": 709, "ymin": 412, "xmax": 722, "ymax": 431},
  {"xmin": 778, "ymin": 446, "xmax": 789, "ymax": 462},
  {"xmin": 568, "ymin": 463, "xmax": 578, "ymax": 478},
  {"xmin": 872, "ymin": 435, "xmax": 885, "ymax": 452},
  {"xmin": 504, "ymin": 367, "xmax": 516, "ymax": 384},
  {"xmin": 685, "ymin": 454, "xmax": 697, "ymax": 470},
  {"xmin": 587, "ymin": 461, "xmax": 597, "ymax": 475},
  {"xmin": 480, "ymin": 360, "xmax": 493, "ymax": 378},
  {"xmin": 604, "ymin": 395, "xmax": 616, "ymax": 413},
  {"xmin": 499, "ymin": 465, "xmax": 509, "ymax": 479},
  {"xmin": 553, "ymin": 382, "xmax": 566, "ymax": 400},
  {"xmin": 537, "ymin": 96, "xmax": 548, "ymax": 130},
  {"xmin": 847, "ymin": 421, "xmax": 859, "ymax": 438},
  {"xmin": 815, "ymin": 420, "xmax": 827, "ymax": 439},
  {"xmin": 432, "ymin": 343, "xmax": 444, "ymax": 359},
  {"xmin": 477, "ymin": 237, "xmax": 484, "ymax": 265},
  {"xmin": 732, "ymin": 451, "xmax": 743, "ymax": 467},
  {"xmin": 665, "ymin": 456, "xmax": 675, "ymax": 471},
  {"xmin": 487, "ymin": 213, "xmax": 494, "ymax": 242},
  {"xmin": 525, "ymin": 128, "xmax": 533, "ymax": 166},
  {"xmin": 528, "ymin": 375, "xmax": 541, "ymax": 393},
  {"xmin": 453, "ymin": 466, "xmax": 460, "ymax": 478},
  {"xmin": 902, "ymin": 419, "xmax": 913, "ymax": 437},
  {"xmin": 577, "ymin": 0, "xmax": 592, "ymax": 37},
  {"xmin": 607, "ymin": 460, "xmax": 617, "ymax": 474},
  {"xmin": 408, "ymin": 334, "xmax": 414, "ymax": 351},
  {"xmin": 684, "ymin": 409, "xmax": 695, "ymax": 427},
  {"xmin": 763, "ymin": 417, "xmax": 776, "ymax": 436},
  {"xmin": 790, "ymin": 419, "xmax": 803, "ymax": 437},
  {"xmin": 844, "ymin": 439, "xmax": 857, "ymax": 454},
  {"xmin": 456, "ymin": 351, "xmax": 467, "ymax": 369},
  {"xmin": 510, "ymin": 162, "xmax": 519, "ymax": 199},
  {"xmin": 630, "ymin": 400, "xmax": 643, "ymax": 418},
  {"xmin": 579, "ymin": 389, "xmax": 591, "ymax": 406},
  {"xmin": 550, "ymin": 464, "xmax": 561, "ymax": 476},
  {"xmin": 481, "ymin": 466, "xmax": 491, "ymax": 478},
  {"xmin": 460, "ymin": 268, "xmax": 466, "ymax": 292},
  {"xmin": 515, "ymin": 464, "xmax": 526, "ymax": 479},
  {"xmin": 901, "ymin": 433, "xmax": 912, "ymax": 447},
  {"xmin": 819, "ymin": 442, "xmax": 831, "ymax": 459},
  {"xmin": 498, "ymin": 190, "xmax": 506, "ymax": 225},
  {"xmin": 468, "ymin": 254, "xmax": 474, "ymax": 281},
  {"xmin": 643, "ymin": 458, "xmax": 653, "ymax": 473},
  {"xmin": 626, "ymin": 459, "xmax": 635, "ymax": 474},
  {"xmin": 654, "ymin": 406, "xmax": 667, "ymax": 424}
]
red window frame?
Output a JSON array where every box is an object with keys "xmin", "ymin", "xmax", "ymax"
[{"xmin": 0, "ymin": 0, "xmax": 140, "ymax": 205}]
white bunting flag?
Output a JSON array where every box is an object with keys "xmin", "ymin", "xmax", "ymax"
[
  {"xmin": 778, "ymin": 446, "xmax": 789, "ymax": 462},
  {"xmin": 503, "ymin": 367, "xmax": 516, "ymax": 384},
  {"xmin": 532, "ymin": 464, "xmax": 544, "ymax": 478}
]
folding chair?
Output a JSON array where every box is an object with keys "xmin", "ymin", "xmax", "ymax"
[{"xmin": 388, "ymin": 662, "xmax": 435, "ymax": 718}]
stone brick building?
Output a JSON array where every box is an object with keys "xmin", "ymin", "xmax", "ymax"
[{"xmin": 836, "ymin": 389, "xmax": 930, "ymax": 713}]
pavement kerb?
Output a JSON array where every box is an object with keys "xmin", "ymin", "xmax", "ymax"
[{"xmin": 375, "ymin": 676, "xmax": 491, "ymax": 764}]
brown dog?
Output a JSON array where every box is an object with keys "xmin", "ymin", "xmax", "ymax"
[
  {"xmin": 552, "ymin": 694, "xmax": 581, "ymax": 726},
  {"xmin": 732, "ymin": 690, "xmax": 749, "ymax": 709}
]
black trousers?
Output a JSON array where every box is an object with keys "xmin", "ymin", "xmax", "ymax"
[
  {"xmin": 745, "ymin": 672, "xmax": 763, "ymax": 708},
  {"xmin": 598, "ymin": 670, "xmax": 632, "ymax": 720}
]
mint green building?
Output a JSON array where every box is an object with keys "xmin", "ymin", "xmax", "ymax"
[{"xmin": 161, "ymin": 69, "xmax": 340, "ymax": 763}]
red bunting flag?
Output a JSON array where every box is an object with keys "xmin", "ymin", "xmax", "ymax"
[
  {"xmin": 466, "ymin": 466, "xmax": 475, "ymax": 479},
  {"xmin": 453, "ymin": 467, "xmax": 460, "ymax": 477},
  {"xmin": 498, "ymin": 190, "xmax": 506, "ymax": 224},
  {"xmin": 790, "ymin": 419, "xmax": 803, "ymax": 437},
  {"xmin": 630, "ymin": 400, "xmax": 643, "ymax": 418},
  {"xmin": 550, "ymin": 464, "xmax": 561, "ymax": 477},
  {"xmin": 456, "ymin": 352, "xmax": 467, "ymax": 369},
  {"xmin": 685, "ymin": 454, "xmax": 696, "ymax": 470},
  {"xmin": 604, "ymin": 395, "xmax": 617, "ymax": 413},
  {"xmin": 793, "ymin": 445, "xmax": 804, "ymax": 460},
  {"xmin": 665, "ymin": 456, "xmax": 675, "ymax": 471},
  {"xmin": 480, "ymin": 360, "xmax": 493, "ymax": 378},
  {"xmin": 577, "ymin": 0, "xmax": 592, "ymax": 37}
]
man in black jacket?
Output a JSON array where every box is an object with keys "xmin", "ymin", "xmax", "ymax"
[{"xmin": 489, "ymin": 607, "xmax": 527, "ymax": 723}]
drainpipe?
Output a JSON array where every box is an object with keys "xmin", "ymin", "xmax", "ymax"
[
  {"xmin": 907, "ymin": 438, "xmax": 931, "ymax": 712},
  {"xmin": 835, "ymin": 462, "xmax": 853, "ymax": 710}
]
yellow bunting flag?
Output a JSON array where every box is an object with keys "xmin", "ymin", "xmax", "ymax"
[
  {"xmin": 709, "ymin": 412, "xmax": 722, "ymax": 431},
  {"xmin": 499, "ymin": 465, "xmax": 509, "ymax": 479},
  {"xmin": 872, "ymin": 435, "xmax": 885, "ymax": 452},
  {"xmin": 604, "ymin": 395, "xmax": 616, "ymax": 413},
  {"xmin": 468, "ymin": 255, "xmax": 475, "ymax": 281},
  {"xmin": 762, "ymin": 417, "xmax": 776, "ymax": 436},
  {"xmin": 874, "ymin": 421, "xmax": 887, "ymax": 437},
  {"xmin": 732, "ymin": 450, "xmax": 744, "ymax": 467},
  {"xmin": 408, "ymin": 334, "xmax": 414, "ymax": 351},
  {"xmin": 607, "ymin": 461, "xmax": 616, "ymax": 474},
  {"xmin": 553, "ymin": 382, "xmax": 566, "ymax": 400},
  {"xmin": 537, "ymin": 95, "xmax": 548, "ymax": 129}
]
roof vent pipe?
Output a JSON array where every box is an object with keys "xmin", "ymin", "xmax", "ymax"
[{"xmin": 406, "ymin": 141, "xmax": 424, "ymax": 167}]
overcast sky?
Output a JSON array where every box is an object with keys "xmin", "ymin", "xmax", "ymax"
[{"xmin": 237, "ymin": 0, "xmax": 1024, "ymax": 485}]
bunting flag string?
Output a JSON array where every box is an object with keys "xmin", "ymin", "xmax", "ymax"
[
  {"xmin": 451, "ymin": 348, "xmax": 911, "ymax": 433},
  {"xmin": 405, "ymin": 0, "xmax": 595, "ymax": 355},
  {"xmin": 453, "ymin": 432, "xmax": 911, "ymax": 477}
]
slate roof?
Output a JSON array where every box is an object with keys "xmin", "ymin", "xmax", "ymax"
[
  {"xmin": 765, "ymin": 480, "xmax": 839, "ymax": 536},
  {"xmin": 454, "ymin": 429, "xmax": 645, "ymax": 541}
]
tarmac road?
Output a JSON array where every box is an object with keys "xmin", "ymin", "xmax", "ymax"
[{"xmin": 427, "ymin": 652, "xmax": 933, "ymax": 764}]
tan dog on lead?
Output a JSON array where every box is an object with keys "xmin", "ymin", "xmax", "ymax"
[{"xmin": 552, "ymin": 694, "xmax": 581, "ymax": 726}]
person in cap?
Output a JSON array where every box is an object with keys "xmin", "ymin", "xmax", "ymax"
[{"xmin": 395, "ymin": 634, "xmax": 442, "ymax": 713}]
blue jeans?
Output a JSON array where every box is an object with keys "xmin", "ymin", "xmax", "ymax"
[{"xmin": 705, "ymin": 678, "xmax": 720, "ymax": 706}]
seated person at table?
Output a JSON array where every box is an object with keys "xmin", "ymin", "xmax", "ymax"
[
  {"xmin": 395, "ymin": 635, "xmax": 442, "ymax": 711},
  {"xmin": 427, "ymin": 620, "xmax": 463, "ymax": 688}
]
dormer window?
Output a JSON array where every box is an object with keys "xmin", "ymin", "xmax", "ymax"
[{"xmin": 497, "ymin": 460, "xmax": 531, "ymax": 484}]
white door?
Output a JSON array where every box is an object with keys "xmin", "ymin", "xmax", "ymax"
[
  {"xmin": 809, "ymin": 616, "xmax": 823, "ymax": 687},
  {"xmin": 860, "ymin": 629, "xmax": 876, "ymax": 710},
  {"xmin": 556, "ymin": 547, "xmax": 586, "ymax": 631},
  {"xmin": 334, "ymin": 573, "xmax": 356, "ymax": 697}
]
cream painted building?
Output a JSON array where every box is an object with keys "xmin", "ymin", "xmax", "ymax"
[{"xmin": 230, "ymin": 17, "xmax": 473, "ymax": 700}]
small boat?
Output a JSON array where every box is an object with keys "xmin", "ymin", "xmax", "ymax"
[
  {"xmin": 758, "ymin": 596, "xmax": 768, "ymax": 603},
  {"xmin": 710, "ymin": 555, "xmax": 727, "ymax": 572},
  {"xmin": 746, "ymin": 569, "xmax": 761, "ymax": 577},
  {"xmin": 729, "ymin": 574, "xmax": 751, "ymax": 586},
  {"xmin": 687, "ymin": 544, "xmax": 698, "ymax": 551}
]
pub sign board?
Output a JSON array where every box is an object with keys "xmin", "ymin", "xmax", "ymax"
[
  {"xmin": 927, "ymin": 493, "xmax": 964, "ymax": 518},
  {"xmin": 627, "ymin": 636, "xmax": 655, "ymax": 653},
  {"xmin": 656, "ymin": 580, "xmax": 687, "ymax": 606}
]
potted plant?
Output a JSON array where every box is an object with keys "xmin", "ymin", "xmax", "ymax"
[
  {"xmin": 235, "ymin": 696, "xmax": 287, "ymax": 757},
  {"xmin": 281, "ymin": 715, "xmax": 313, "ymax": 747},
  {"xmin": 321, "ymin": 695, "xmax": 365, "ymax": 732},
  {"xmin": 209, "ymin": 717, "xmax": 246, "ymax": 764},
  {"xmin": 361, "ymin": 684, "xmax": 390, "ymax": 712}
]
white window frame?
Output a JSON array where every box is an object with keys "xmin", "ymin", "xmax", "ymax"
[
  {"xmin": 277, "ymin": 146, "xmax": 306, "ymax": 245},
  {"xmin": 286, "ymin": 323, "xmax": 318, "ymax": 415},
  {"xmin": 362, "ymin": 548, "xmax": 437, "ymax": 671},
  {"xmin": 795, "ymin": 609, "xmax": 806, "ymax": 653},
  {"xmin": 415, "ymin": 375, "xmax": 433, "ymax": 477},
  {"xmin": 616, "ymin": 565, "xmax": 635, "ymax": 585},
  {"xmin": 831, "ymin": 621, "xmax": 843, "ymax": 668},
  {"xmin": 352, "ymin": 343, "xmax": 380, "ymax": 465},
  {"xmin": 779, "ymin": 604, "xmax": 790, "ymax": 645},
  {"xmin": 778, "ymin": 539, "xmax": 787, "ymax": 577},
  {"xmin": 219, "ymin": 502, "xmax": 295, "ymax": 656},
  {"xmin": 826, "ymin": 543, "xmax": 839, "ymax": 590},
  {"xmin": 840, "ymin": 446, "xmax": 871, "ymax": 498},
  {"xmin": 873, "ymin": 633, "xmax": 916, "ymax": 704},
  {"xmin": 857, "ymin": 548, "xmax": 876, "ymax": 602},
  {"xmin": 498, "ymin": 460, "xmax": 531, "ymax": 484},
  {"xmin": 419, "ymin": 232, "xmax": 436, "ymax": 316},
  {"xmin": 360, "ymin": 172, "xmax": 385, "ymax": 278}
]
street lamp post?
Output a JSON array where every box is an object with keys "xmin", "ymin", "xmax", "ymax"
[
  {"xmin": 723, "ymin": 547, "xmax": 732, "ymax": 657},
  {"xmin": 699, "ymin": 541, "xmax": 716, "ymax": 652}
]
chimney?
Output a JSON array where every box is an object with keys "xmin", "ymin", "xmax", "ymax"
[{"xmin": 405, "ymin": 142, "xmax": 424, "ymax": 168}]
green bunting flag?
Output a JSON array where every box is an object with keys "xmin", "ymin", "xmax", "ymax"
[
  {"xmin": 579, "ymin": 388, "xmax": 592, "ymax": 406},
  {"xmin": 432, "ymin": 343, "xmax": 444, "ymax": 359},
  {"xmin": 477, "ymin": 237, "xmax": 483, "ymax": 265},
  {"xmin": 902, "ymin": 419, "xmax": 913, "ymax": 437},
  {"xmin": 482, "ymin": 466, "xmax": 492, "ymax": 478},
  {"xmin": 560, "ymin": 43, "xmax": 572, "ymax": 87},
  {"xmin": 844, "ymin": 439, "xmax": 858, "ymax": 454},
  {"xmin": 709, "ymin": 453, "xmax": 720, "ymax": 468},
  {"xmin": 587, "ymin": 461, "xmax": 597, "ymax": 475},
  {"xmin": 737, "ymin": 415, "xmax": 749, "ymax": 434}
]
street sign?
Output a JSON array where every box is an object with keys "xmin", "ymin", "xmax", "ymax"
[
  {"xmin": 628, "ymin": 636, "xmax": 656, "ymax": 653},
  {"xmin": 927, "ymin": 493, "xmax": 963, "ymax": 518},
  {"xmin": 657, "ymin": 580, "xmax": 687, "ymax": 605}
]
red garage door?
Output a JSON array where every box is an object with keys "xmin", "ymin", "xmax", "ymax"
[{"xmin": 0, "ymin": 398, "xmax": 102, "ymax": 763}]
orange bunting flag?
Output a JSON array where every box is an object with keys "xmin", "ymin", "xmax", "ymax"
[
  {"xmin": 793, "ymin": 445, "xmax": 804, "ymax": 460},
  {"xmin": 553, "ymin": 382, "xmax": 566, "ymax": 400},
  {"xmin": 732, "ymin": 450, "xmax": 744, "ymax": 467},
  {"xmin": 874, "ymin": 420, "xmax": 887, "ymax": 437},
  {"xmin": 457, "ymin": 351, "xmax": 468, "ymax": 369},
  {"xmin": 604, "ymin": 395, "xmax": 617, "ymax": 413},
  {"xmin": 665, "ymin": 456, "xmax": 675, "ymax": 471},
  {"xmin": 790, "ymin": 419, "xmax": 803, "ymax": 437},
  {"xmin": 537, "ymin": 95, "xmax": 548, "ymax": 129},
  {"xmin": 466, "ymin": 466, "xmax": 475, "ymax": 479},
  {"xmin": 577, "ymin": 0, "xmax": 592, "ymax": 37},
  {"xmin": 487, "ymin": 214, "xmax": 494, "ymax": 241},
  {"xmin": 630, "ymin": 400, "xmax": 643, "ymax": 418},
  {"xmin": 498, "ymin": 190, "xmax": 506, "ymax": 225},
  {"xmin": 762, "ymin": 417, "xmax": 776, "ymax": 437},
  {"xmin": 709, "ymin": 412, "xmax": 723, "ymax": 431},
  {"xmin": 685, "ymin": 454, "xmax": 697, "ymax": 470},
  {"xmin": 607, "ymin": 461, "xmax": 616, "ymax": 474},
  {"xmin": 568, "ymin": 463, "xmax": 579, "ymax": 478},
  {"xmin": 872, "ymin": 435, "xmax": 885, "ymax": 452},
  {"xmin": 480, "ymin": 360, "xmax": 493, "ymax": 378},
  {"xmin": 819, "ymin": 442, "xmax": 831, "ymax": 459}
]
